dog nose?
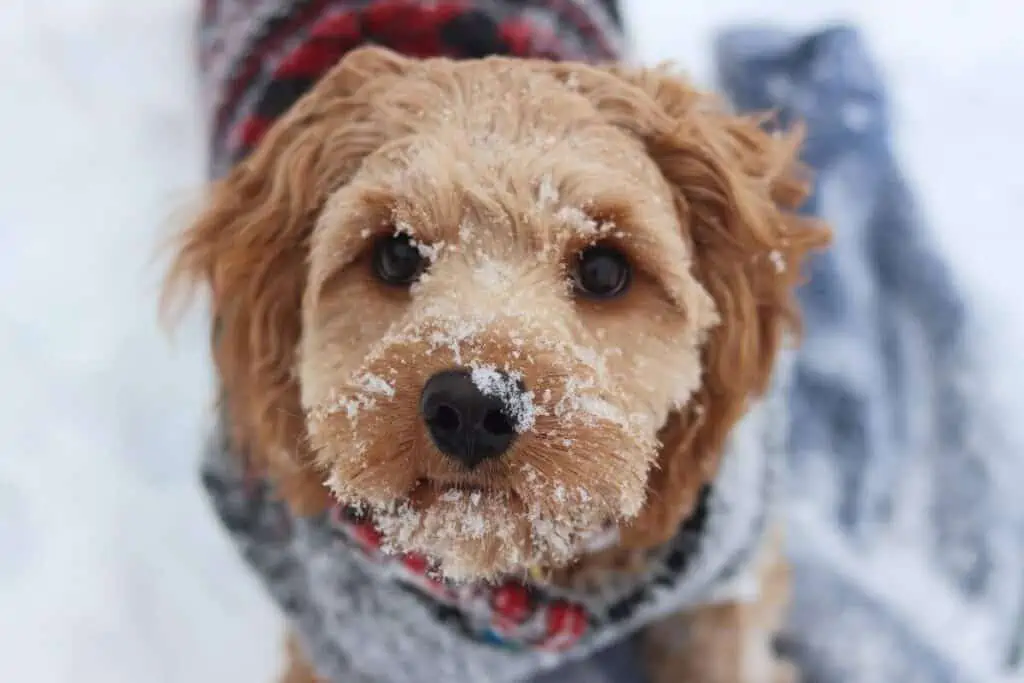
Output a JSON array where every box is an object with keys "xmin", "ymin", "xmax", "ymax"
[{"xmin": 420, "ymin": 369, "xmax": 518, "ymax": 468}]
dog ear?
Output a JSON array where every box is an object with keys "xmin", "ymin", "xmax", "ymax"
[
  {"xmin": 546, "ymin": 62, "xmax": 831, "ymax": 547},
  {"xmin": 163, "ymin": 46, "xmax": 411, "ymax": 511}
]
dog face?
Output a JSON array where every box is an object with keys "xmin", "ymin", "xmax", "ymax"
[
  {"xmin": 166, "ymin": 48, "xmax": 829, "ymax": 581},
  {"xmin": 298, "ymin": 66, "xmax": 720, "ymax": 579}
]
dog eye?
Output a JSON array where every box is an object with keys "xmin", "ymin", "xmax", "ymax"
[
  {"xmin": 372, "ymin": 233, "xmax": 425, "ymax": 286},
  {"xmin": 572, "ymin": 245, "xmax": 632, "ymax": 299}
]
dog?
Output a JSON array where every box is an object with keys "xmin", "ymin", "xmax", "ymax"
[{"xmin": 166, "ymin": 2, "xmax": 830, "ymax": 682}]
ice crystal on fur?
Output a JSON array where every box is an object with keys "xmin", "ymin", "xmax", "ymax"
[
  {"xmin": 356, "ymin": 373, "xmax": 395, "ymax": 398},
  {"xmin": 470, "ymin": 365, "xmax": 537, "ymax": 433},
  {"xmin": 538, "ymin": 173, "xmax": 560, "ymax": 207},
  {"xmin": 415, "ymin": 240, "xmax": 445, "ymax": 263}
]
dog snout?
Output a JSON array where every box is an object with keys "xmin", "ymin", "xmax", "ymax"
[{"xmin": 419, "ymin": 369, "xmax": 518, "ymax": 468}]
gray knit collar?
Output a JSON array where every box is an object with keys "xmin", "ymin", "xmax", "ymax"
[{"xmin": 200, "ymin": 381, "xmax": 782, "ymax": 682}]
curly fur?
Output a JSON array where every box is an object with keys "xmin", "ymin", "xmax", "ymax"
[{"xmin": 165, "ymin": 46, "xmax": 830, "ymax": 679}]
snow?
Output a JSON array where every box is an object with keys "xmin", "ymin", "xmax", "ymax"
[
  {"xmin": 469, "ymin": 365, "xmax": 537, "ymax": 433},
  {"xmin": 0, "ymin": 1, "xmax": 1021, "ymax": 681}
]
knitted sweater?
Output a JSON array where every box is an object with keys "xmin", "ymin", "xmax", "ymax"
[
  {"xmin": 198, "ymin": 0, "xmax": 624, "ymax": 176},
  {"xmin": 201, "ymin": 386, "xmax": 784, "ymax": 682}
]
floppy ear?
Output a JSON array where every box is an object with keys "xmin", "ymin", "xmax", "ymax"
[
  {"xmin": 163, "ymin": 46, "xmax": 411, "ymax": 511},
  {"xmin": 546, "ymin": 63, "xmax": 831, "ymax": 547}
]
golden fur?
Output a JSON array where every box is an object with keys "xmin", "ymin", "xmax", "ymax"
[
  {"xmin": 642, "ymin": 526, "xmax": 798, "ymax": 683},
  {"xmin": 281, "ymin": 634, "xmax": 322, "ymax": 683},
  {"xmin": 165, "ymin": 46, "xmax": 829, "ymax": 680}
]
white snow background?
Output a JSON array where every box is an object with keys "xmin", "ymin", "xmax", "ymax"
[{"xmin": 0, "ymin": 1, "xmax": 1021, "ymax": 681}]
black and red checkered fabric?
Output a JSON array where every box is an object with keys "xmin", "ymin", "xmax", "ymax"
[{"xmin": 197, "ymin": 0, "xmax": 625, "ymax": 176}]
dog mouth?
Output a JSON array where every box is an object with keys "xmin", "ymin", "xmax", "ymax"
[
  {"xmin": 330, "ymin": 476, "xmax": 532, "ymax": 580},
  {"xmin": 331, "ymin": 477, "xmax": 521, "ymax": 524},
  {"xmin": 405, "ymin": 477, "xmax": 518, "ymax": 509},
  {"xmin": 332, "ymin": 476, "xmax": 622, "ymax": 578}
]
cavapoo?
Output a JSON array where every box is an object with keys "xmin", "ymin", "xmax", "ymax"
[{"xmin": 166, "ymin": 2, "xmax": 830, "ymax": 682}]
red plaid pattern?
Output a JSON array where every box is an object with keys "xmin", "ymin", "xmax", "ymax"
[
  {"xmin": 329, "ymin": 506, "xmax": 592, "ymax": 651},
  {"xmin": 198, "ymin": 0, "xmax": 624, "ymax": 176}
]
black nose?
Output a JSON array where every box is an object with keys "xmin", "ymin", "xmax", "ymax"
[{"xmin": 420, "ymin": 369, "xmax": 519, "ymax": 468}]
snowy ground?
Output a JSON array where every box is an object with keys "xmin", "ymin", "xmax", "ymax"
[{"xmin": 0, "ymin": 1, "xmax": 1020, "ymax": 681}]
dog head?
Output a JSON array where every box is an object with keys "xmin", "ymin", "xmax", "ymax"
[{"xmin": 166, "ymin": 47, "xmax": 829, "ymax": 581}]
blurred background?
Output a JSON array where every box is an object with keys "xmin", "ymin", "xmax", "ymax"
[{"xmin": 0, "ymin": 1, "xmax": 1021, "ymax": 681}]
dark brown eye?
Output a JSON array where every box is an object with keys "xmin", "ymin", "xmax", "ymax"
[
  {"xmin": 372, "ymin": 233, "xmax": 425, "ymax": 285},
  {"xmin": 573, "ymin": 245, "xmax": 631, "ymax": 299}
]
